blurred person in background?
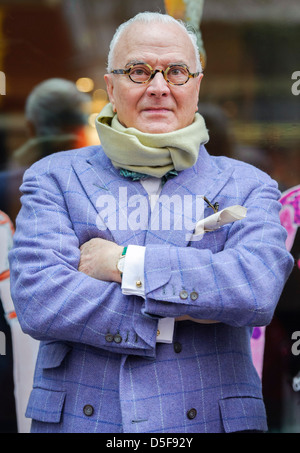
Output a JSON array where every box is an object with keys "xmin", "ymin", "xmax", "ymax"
[
  {"xmin": 0, "ymin": 210, "xmax": 38, "ymax": 433},
  {"xmin": 0, "ymin": 78, "xmax": 90, "ymax": 224}
]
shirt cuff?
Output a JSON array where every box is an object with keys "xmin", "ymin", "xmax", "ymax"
[
  {"xmin": 121, "ymin": 245, "xmax": 146, "ymax": 298},
  {"xmin": 156, "ymin": 317, "xmax": 175, "ymax": 343}
]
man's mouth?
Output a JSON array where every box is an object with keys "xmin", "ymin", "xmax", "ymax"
[{"xmin": 143, "ymin": 107, "xmax": 171, "ymax": 113}]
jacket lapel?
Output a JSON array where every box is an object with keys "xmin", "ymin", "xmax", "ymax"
[
  {"xmin": 71, "ymin": 147, "xmax": 150, "ymax": 246},
  {"xmin": 72, "ymin": 145, "xmax": 234, "ymax": 248},
  {"xmin": 145, "ymin": 146, "xmax": 234, "ymax": 247}
]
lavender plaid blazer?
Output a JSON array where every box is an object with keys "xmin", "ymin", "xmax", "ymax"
[{"xmin": 9, "ymin": 144, "xmax": 293, "ymax": 433}]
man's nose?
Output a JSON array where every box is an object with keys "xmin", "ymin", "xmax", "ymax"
[{"xmin": 146, "ymin": 71, "xmax": 170, "ymax": 96}]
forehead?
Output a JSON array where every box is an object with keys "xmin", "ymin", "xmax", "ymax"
[{"xmin": 113, "ymin": 21, "xmax": 196, "ymax": 67}]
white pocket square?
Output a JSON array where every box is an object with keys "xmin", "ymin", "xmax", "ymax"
[{"xmin": 192, "ymin": 205, "xmax": 247, "ymax": 238}]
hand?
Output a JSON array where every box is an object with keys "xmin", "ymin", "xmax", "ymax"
[{"xmin": 78, "ymin": 238, "xmax": 123, "ymax": 283}]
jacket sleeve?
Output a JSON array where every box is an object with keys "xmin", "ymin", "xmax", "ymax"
[
  {"xmin": 8, "ymin": 165, "xmax": 157, "ymax": 357},
  {"xmin": 143, "ymin": 178, "xmax": 294, "ymax": 327}
]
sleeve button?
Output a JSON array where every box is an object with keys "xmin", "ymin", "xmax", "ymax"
[
  {"xmin": 113, "ymin": 334, "xmax": 122, "ymax": 344},
  {"xmin": 190, "ymin": 291, "xmax": 198, "ymax": 301},
  {"xmin": 179, "ymin": 290, "xmax": 188, "ymax": 300},
  {"xmin": 105, "ymin": 333, "xmax": 114, "ymax": 343}
]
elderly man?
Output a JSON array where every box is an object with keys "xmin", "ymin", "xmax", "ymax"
[{"xmin": 9, "ymin": 12, "xmax": 293, "ymax": 433}]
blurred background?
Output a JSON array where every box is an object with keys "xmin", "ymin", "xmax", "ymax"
[{"xmin": 0, "ymin": 0, "xmax": 299, "ymax": 433}]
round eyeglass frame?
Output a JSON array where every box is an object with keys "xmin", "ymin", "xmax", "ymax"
[{"xmin": 110, "ymin": 62, "xmax": 200, "ymax": 86}]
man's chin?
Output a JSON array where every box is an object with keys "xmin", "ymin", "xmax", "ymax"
[
  {"xmin": 135, "ymin": 111, "xmax": 177, "ymax": 134},
  {"xmin": 137, "ymin": 121, "xmax": 177, "ymax": 134}
]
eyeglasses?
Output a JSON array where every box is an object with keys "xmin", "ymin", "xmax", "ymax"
[{"xmin": 111, "ymin": 62, "xmax": 200, "ymax": 86}]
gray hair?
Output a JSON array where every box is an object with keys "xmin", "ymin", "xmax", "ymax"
[
  {"xmin": 25, "ymin": 78, "xmax": 90, "ymax": 136},
  {"xmin": 107, "ymin": 11, "xmax": 202, "ymax": 74}
]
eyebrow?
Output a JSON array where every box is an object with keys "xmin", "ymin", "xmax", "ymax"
[
  {"xmin": 125, "ymin": 60, "xmax": 146, "ymax": 68},
  {"xmin": 124, "ymin": 60, "xmax": 189, "ymax": 68}
]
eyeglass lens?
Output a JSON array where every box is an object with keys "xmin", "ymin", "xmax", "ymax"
[{"xmin": 129, "ymin": 64, "xmax": 189, "ymax": 84}]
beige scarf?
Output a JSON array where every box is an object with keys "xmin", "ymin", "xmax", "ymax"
[{"xmin": 95, "ymin": 103, "xmax": 209, "ymax": 178}]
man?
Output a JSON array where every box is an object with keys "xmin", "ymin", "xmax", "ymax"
[{"xmin": 9, "ymin": 12, "xmax": 293, "ymax": 433}]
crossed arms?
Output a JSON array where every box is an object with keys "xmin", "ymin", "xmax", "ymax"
[
  {"xmin": 78, "ymin": 237, "xmax": 217, "ymax": 325},
  {"xmin": 8, "ymin": 160, "xmax": 294, "ymax": 357}
]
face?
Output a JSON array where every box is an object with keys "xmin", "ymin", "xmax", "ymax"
[{"xmin": 104, "ymin": 21, "xmax": 203, "ymax": 134}]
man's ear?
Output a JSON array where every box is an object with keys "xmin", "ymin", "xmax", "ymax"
[
  {"xmin": 195, "ymin": 74, "xmax": 204, "ymax": 112},
  {"xmin": 197, "ymin": 73, "xmax": 204, "ymax": 93},
  {"xmin": 104, "ymin": 74, "xmax": 116, "ymax": 112}
]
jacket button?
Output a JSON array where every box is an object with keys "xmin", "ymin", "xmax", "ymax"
[
  {"xmin": 190, "ymin": 291, "xmax": 198, "ymax": 301},
  {"xmin": 174, "ymin": 342, "xmax": 182, "ymax": 353},
  {"xmin": 83, "ymin": 405, "xmax": 94, "ymax": 417},
  {"xmin": 105, "ymin": 333, "xmax": 114, "ymax": 343},
  {"xmin": 179, "ymin": 290, "xmax": 188, "ymax": 300},
  {"xmin": 187, "ymin": 408, "xmax": 197, "ymax": 420},
  {"xmin": 113, "ymin": 334, "xmax": 122, "ymax": 344}
]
